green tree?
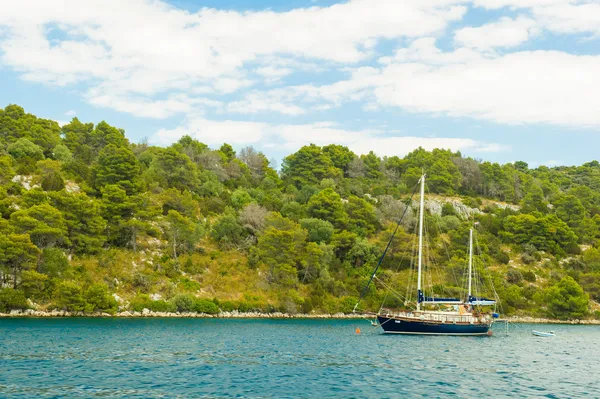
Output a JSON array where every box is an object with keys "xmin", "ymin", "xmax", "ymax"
[
  {"xmin": 251, "ymin": 214, "xmax": 306, "ymax": 286},
  {"xmin": 101, "ymin": 185, "xmax": 135, "ymax": 245},
  {"xmin": 165, "ymin": 210, "xmax": 203, "ymax": 260},
  {"xmin": 322, "ymin": 144, "xmax": 355, "ymax": 172},
  {"xmin": 282, "ymin": 144, "xmax": 340, "ymax": 187},
  {"xmin": 0, "ymin": 155, "xmax": 15, "ymax": 185},
  {"xmin": 39, "ymin": 248, "xmax": 69, "ymax": 278},
  {"xmin": 21, "ymin": 270, "xmax": 51, "ymax": 302},
  {"xmin": 502, "ymin": 214, "xmax": 578, "ymax": 255},
  {"xmin": 428, "ymin": 158, "xmax": 461, "ymax": 194},
  {"xmin": 62, "ymin": 117, "xmax": 96, "ymax": 164},
  {"xmin": 300, "ymin": 218, "xmax": 334, "ymax": 243},
  {"xmin": 280, "ymin": 201, "xmax": 306, "ymax": 222},
  {"xmin": 545, "ymin": 276, "xmax": 589, "ymax": 320},
  {"xmin": 307, "ymin": 188, "xmax": 348, "ymax": 229},
  {"xmin": 521, "ymin": 184, "xmax": 548, "ymax": 214},
  {"xmin": 7, "ymin": 137, "xmax": 45, "ymax": 160},
  {"xmin": 7, "ymin": 138, "xmax": 45, "ymax": 173},
  {"xmin": 344, "ymin": 195, "xmax": 378, "ymax": 236},
  {"xmin": 554, "ymin": 195, "xmax": 586, "ymax": 228},
  {"xmin": 52, "ymin": 144, "xmax": 73, "ymax": 163},
  {"xmin": 10, "ymin": 204, "xmax": 69, "ymax": 249},
  {"xmin": 219, "ymin": 143, "xmax": 236, "ymax": 162},
  {"xmin": 49, "ymin": 191, "xmax": 106, "ymax": 254},
  {"xmin": 147, "ymin": 147, "xmax": 199, "ymax": 191},
  {"xmin": 0, "ymin": 233, "xmax": 40, "ymax": 288},
  {"xmin": 85, "ymin": 283, "xmax": 118, "ymax": 313},
  {"xmin": 36, "ymin": 160, "xmax": 65, "ymax": 191},
  {"xmin": 94, "ymin": 144, "xmax": 141, "ymax": 194},
  {"xmin": 0, "ymin": 288, "xmax": 28, "ymax": 312},
  {"xmin": 53, "ymin": 281, "xmax": 88, "ymax": 311},
  {"xmin": 231, "ymin": 189, "xmax": 254, "ymax": 209},
  {"xmin": 361, "ymin": 151, "xmax": 382, "ymax": 179},
  {"xmin": 211, "ymin": 209, "xmax": 245, "ymax": 249}
]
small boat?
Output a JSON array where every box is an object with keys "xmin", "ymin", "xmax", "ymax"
[{"xmin": 532, "ymin": 330, "xmax": 555, "ymax": 337}]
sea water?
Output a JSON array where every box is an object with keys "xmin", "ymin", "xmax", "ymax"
[{"xmin": 0, "ymin": 318, "xmax": 598, "ymax": 398}]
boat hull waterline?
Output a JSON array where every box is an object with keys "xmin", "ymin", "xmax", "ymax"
[{"xmin": 377, "ymin": 315, "xmax": 491, "ymax": 336}]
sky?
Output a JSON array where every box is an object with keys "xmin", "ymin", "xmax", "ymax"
[{"xmin": 1, "ymin": 0, "xmax": 599, "ymax": 167}]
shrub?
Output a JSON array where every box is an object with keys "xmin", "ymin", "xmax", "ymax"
[
  {"xmin": 21, "ymin": 270, "xmax": 51, "ymax": 302},
  {"xmin": 132, "ymin": 273, "xmax": 151, "ymax": 293},
  {"xmin": 85, "ymin": 283, "xmax": 118, "ymax": 313},
  {"xmin": 53, "ymin": 281, "xmax": 88, "ymax": 311},
  {"xmin": 148, "ymin": 299, "xmax": 176, "ymax": 312},
  {"xmin": 216, "ymin": 300, "xmax": 237, "ymax": 312},
  {"xmin": 521, "ymin": 253, "xmax": 536, "ymax": 265},
  {"xmin": 338, "ymin": 296, "xmax": 358, "ymax": 313},
  {"xmin": 523, "ymin": 270, "xmax": 536, "ymax": 283},
  {"xmin": 178, "ymin": 277, "xmax": 201, "ymax": 292},
  {"xmin": 129, "ymin": 294, "xmax": 151, "ymax": 312},
  {"xmin": 545, "ymin": 276, "xmax": 589, "ymax": 320},
  {"xmin": 170, "ymin": 294, "xmax": 195, "ymax": 312},
  {"xmin": 193, "ymin": 298, "xmax": 219, "ymax": 314},
  {"xmin": 462, "ymin": 197, "xmax": 481, "ymax": 209},
  {"xmin": 441, "ymin": 203, "xmax": 458, "ymax": 217},
  {"xmin": 0, "ymin": 288, "xmax": 28, "ymax": 312},
  {"xmin": 39, "ymin": 248, "xmax": 69, "ymax": 278},
  {"xmin": 495, "ymin": 251, "xmax": 510, "ymax": 265},
  {"xmin": 506, "ymin": 269, "xmax": 523, "ymax": 285}
]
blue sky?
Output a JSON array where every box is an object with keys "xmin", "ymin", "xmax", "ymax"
[{"xmin": 1, "ymin": 0, "xmax": 600, "ymax": 167}]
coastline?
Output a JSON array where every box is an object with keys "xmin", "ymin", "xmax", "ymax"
[{"xmin": 1, "ymin": 309, "xmax": 600, "ymax": 324}]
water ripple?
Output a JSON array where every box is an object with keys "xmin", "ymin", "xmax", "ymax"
[{"xmin": 0, "ymin": 319, "xmax": 598, "ymax": 398}]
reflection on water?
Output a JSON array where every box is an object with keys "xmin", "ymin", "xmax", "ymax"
[{"xmin": 0, "ymin": 319, "xmax": 598, "ymax": 398}]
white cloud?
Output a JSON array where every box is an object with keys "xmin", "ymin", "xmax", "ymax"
[
  {"xmin": 474, "ymin": 0, "xmax": 600, "ymax": 36},
  {"xmin": 226, "ymin": 92, "xmax": 306, "ymax": 116},
  {"xmin": 0, "ymin": 0, "xmax": 467, "ymax": 117},
  {"xmin": 266, "ymin": 39, "xmax": 600, "ymax": 128},
  {"xmin": 151, "ymin": 117, "xmax": 508, "ymax": 157},
  {"xmin": 454, "ymin": 16, "xmax": 539, "ymax": 50},
  {"xmin": 370, "ymin": 49, "xmax": 600, "ymax": 127},
  {"xmin": 65, "ymin": 109, "xmax": 76, "ymax": 116},
  {"xmin": 2, "ymin": 0, "xmax": 600, "ymax": 142},
  {"xmin": 386, "ymin": 37, "xmax": 484, "ymax": 65}
]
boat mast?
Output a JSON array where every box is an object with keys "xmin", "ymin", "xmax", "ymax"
[
  {"xmin": 416, "ymin": 174, "xmax": 425, "ymax": 311},
  {"xmin": 468, "ymin": 228, "xmax": 473, "ymax": 300}
]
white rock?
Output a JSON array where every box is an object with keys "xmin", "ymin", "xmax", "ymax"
[
  {"xmin": 64, "ymin": 181, "xmax": 81, "ymax": 193},
  {"xmin": 150, "ymin": 293, "xmax": 162, "ymax": 301}
]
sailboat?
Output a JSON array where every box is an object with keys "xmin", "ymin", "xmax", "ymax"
[{"xmin": 356, "ymin": 174, "xmax": 497, "ymax": 336}]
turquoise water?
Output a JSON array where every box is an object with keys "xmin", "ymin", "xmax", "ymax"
[{"xmin": 0, "ymin": 319, "xmax": 598, "ymax": 398}]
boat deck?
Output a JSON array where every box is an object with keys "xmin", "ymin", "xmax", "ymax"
[{"xmin": 379, "ymin": 310, "xmax": 492, "ymax": 325}]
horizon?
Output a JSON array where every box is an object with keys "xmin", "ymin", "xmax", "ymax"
[{"xmin": 1, "ymin": 1, "xmax": 599, "ymax": 168}]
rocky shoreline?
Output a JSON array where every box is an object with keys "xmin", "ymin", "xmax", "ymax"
[
  {"xmin": 1, "ymin": 309, "xmax": 600, "ymax": 324},
  {"xmin": 0, "ymin": 309, "xmax": 366, "ymax": 319}
]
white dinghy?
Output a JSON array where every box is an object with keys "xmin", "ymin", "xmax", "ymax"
[{"xmin": 532, "ymin": 330, "xmax": 555, "ymax": 337}]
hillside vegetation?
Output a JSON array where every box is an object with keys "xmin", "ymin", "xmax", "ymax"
[{"xmin": 0, "ymin": 104, "xmax": 598, "ymax": 320}]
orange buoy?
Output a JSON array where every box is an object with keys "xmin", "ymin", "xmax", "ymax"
[{"xmin": 355, "ymin": 327, "xmax": 361, "ymax": 334}]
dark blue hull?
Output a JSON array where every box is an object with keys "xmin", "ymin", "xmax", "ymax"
[{"xmin": 377, "ymin": 315, "xmax": 491, "ymax": 336}]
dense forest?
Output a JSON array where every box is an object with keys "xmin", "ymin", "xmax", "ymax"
[{"xmin": 0, "ymin": 104, "xmax": 597, "ymax": 320}]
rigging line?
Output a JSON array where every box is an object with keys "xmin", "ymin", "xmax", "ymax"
[
  {"xmin": 425, "ymin": 184, "xmax": 462, "ymax": 292},
  {"xmin": 475, "ymin": 234, "xmax": 501, "ymax": 305},
  {"xmin": 353, "ymin": 180, "xmax": 422, "ymax": 313},
  {"xmin": 378, "ymin": 203, "xmax": 414, "ymax": 311},
  {"xmin": 379, "ymin": 224, "xmax": 413, "ymax": 312},
  {"xmin": 405, "ymin": 219, "xmax": 419, "ymax": 305},
  {"xmin": 374, "ymin": 276, "xmax": 407, "ymax": 303}
]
